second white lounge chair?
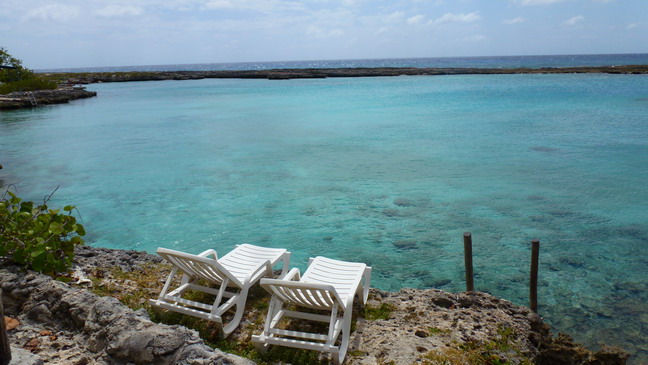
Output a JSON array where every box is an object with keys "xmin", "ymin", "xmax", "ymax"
[
  {"xmin": 252, "ymin": 256, "xmax": 371, "ymax": 364},
  {"xmin": 149, "ymin": 243, "xmax": 290, "ymax": 336}
]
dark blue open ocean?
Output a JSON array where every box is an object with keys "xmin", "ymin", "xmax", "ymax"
[{"xmin": 39, "ymin": 53, "xmax": 648, "ymax": 73}]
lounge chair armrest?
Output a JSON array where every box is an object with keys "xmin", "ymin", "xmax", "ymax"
[
  {"xmin": 361, "ymin": 266, "xmax": 372, "ymax": 304},
  {"xmin": 279, "ymin": 267, "xmax": 301, "ymax": 281},
  {"xmin": 243, "ymin": 259, "xmax": 273, "ymax": 286},
  {"xmin": 259, "ymin": 268, "xmax": 304, "ymax": 287},
  {"xmin": 261, "ymin": 267, "xmax": 300, "ymax": 284},
  {"xmin": 197, "ymin": 249, "xmax": 218, "ymax": 260}
]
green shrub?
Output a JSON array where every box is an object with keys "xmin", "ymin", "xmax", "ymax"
[
  {"xmin": 0, "ymin": 46, "xmax": 57, "ymax": 94},
  {"xmin": 1, "ymin": 46, "xmax": 34, "ymax": 82},
  {"xmin": 0, "ymin": 189, "xmax": 85, "ymax": 274},
  {"xmin": 0, "ymin": 77, "xmax": 58, "ymax": 94}
]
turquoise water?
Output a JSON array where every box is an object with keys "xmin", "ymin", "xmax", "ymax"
[{"xmin": 1, "ymin": 74, "xmax": 648, "ymax": 361}]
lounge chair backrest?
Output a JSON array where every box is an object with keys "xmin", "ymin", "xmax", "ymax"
[
  {"xmin": 157, "ymin": 248, "xmax": 242, "ymax": 287},
  {"xmin": 303, "ymin": 256, "xmax": 367, "ymax": 307},
  {"xmin": 262, "ymin": 280, "xmax": 342, "ymax": 310}
]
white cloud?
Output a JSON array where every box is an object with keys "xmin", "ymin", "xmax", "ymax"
[
  {"xmin": 626, "ymin": 22, "xmax": 640, "ymax": 29},
  {"xmin": 96, "ymin": 5, "xmax": 143, "ymax": 18},
  {"xmin": 23, "ymin": 4, "xmax": 79, "ymax": 22},
  {"xmin": 383, "ymin": 11, "xmax": 405, "ymax": 24},
  {"xmin": 464, "ymin": 34, "xmax": 486, "ymax": 41},
  {"xmin": 376, "ymin": 26, "xmax": 389, "ymax": 34},
  {"xmin": 201, "ymin": 0, "xmax": 306, "ymax": 13},
  {"xmin": 431, "ymin": 12, "xmax": 480, "ymax": 25},
  {"xmin": 504, "ymin": 17, "xmax": 526, "ymax": 24},
  {"xmin": 307, "ymin": 25, "xmax": 344, "ymax": 38},
  {"xmin": 514, "ymin": 0, "xmax": 566, "ymax": 5},
  {"xmin": 342, "ymin": 0, "xmax": 367, "ymax": 6},
  {"xmin": 564, "ymin": 15, "xmax": 584, "ymax": 26},
  {"xmin": 203, "ymin": 0, "xmax": 235, "ymax": 9},
  {"xmin": 407, "ymin": 14, "xmax": 425, "ymax": 25}
]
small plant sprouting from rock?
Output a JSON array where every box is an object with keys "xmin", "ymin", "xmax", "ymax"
[
  {"xmin": 363, "ymin": 302, "xmax": 395, "ymax": 320},
  {"xmin": 0, "ymin": 188, "xmax": 85, "ymax": 274},
  {"xmin": 428, "ymin": 327, "xmax": 451, "ymax": 335},
  {"xmin": 422, "ymin": 325, "xmax": 533, "ymax": 365}
]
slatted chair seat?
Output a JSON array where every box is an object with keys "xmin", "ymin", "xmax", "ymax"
[
  {"xmin": 149, "ymin": 243, "xmax": 290, "ymax": 336},
  {"xmin": 252, "ymin": 256, "xmax": 371, "ymax": 364}
]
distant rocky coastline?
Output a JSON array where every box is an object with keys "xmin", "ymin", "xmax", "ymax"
[
  {"xmin": 2, "ymin": 65, "xmax": 646, "ymax": 110},
  {"xmin": 0, "ymin": 245, "xmax": 630, "ymax": 364},
  {"xmin": 54, "ymin": 64, "xmax": 648, "ymax": 84}
]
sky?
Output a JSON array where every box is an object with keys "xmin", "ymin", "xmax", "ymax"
[{"xmin": 1, "ymin": 0, "xmax": 646, "ymax": 69}]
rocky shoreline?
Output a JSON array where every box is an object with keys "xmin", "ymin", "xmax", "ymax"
[
  {"xmin": 2, "ymin": 65, "xmax": 645, "ymax": 110},
  {"xmin": 51, "ymin": 64, "xmax": 648, "ymax": 84},
  {"xmin": 0, "ymin": 87, "xmax": 97, "ymax": 110},
  {"xmin": 0, "ymin": 245, "xmax": 629, "ymax": 364}
]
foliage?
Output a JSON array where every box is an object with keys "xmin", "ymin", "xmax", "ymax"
[
  {"xmin": 0, "ymin": 46, "xmax": 35, "ymax": 83},
  {"xmin": 0, "ymin": 77, "xmax": 57, "ymax": 94},
  {"xmin": 0, "ymin": 189, "xmax": 85, "ymax": 274},
  {"xmin": 427, "ymin": 327, "xmax": 451, "ymax": 335},
  {"xmin": 363, "ymin": 302, "xmax": 395, "ymax": 320},
  {"xmin": 0, "ymin": 46, "xmax": 57, "ymax": 94}
]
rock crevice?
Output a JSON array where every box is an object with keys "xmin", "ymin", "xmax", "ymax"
[{"xmin": 0, "ymin": 264, "xmax": 253, "ymax": 365}]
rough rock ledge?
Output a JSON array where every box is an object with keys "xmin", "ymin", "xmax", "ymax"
[
  {"xmin": 0, "ymin": 87, "xmax": 97, "ymax": 110},
  {"xmin": 0, "ymin": 246, "xmax": 630, "ymax": 364}
]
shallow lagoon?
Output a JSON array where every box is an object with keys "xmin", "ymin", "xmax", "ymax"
[{"xmin": 1, "ymin": 74, "xmax": 647, "ymax": 361}]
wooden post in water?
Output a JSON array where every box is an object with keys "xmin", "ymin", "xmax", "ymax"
[
  {"xmin": 463, "ymin": 232, "xmax": 475, "ymax": 292},
  {"xmin": 530, "ymin": 239, "xmax": 540, "ymax": 313},
  {"xmin": 0, "ymin": 290, "xmax": 11, "ymax": 365}
]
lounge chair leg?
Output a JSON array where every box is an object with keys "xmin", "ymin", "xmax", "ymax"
[
  {"xmin": 221, "ymin": 288, "xmax": 249, "ymax": 336},
  {"xmin": 253, "ymin": 341, "xmax": 270, "ymax": 353},
  {"xmin": 279, "ymin": 252, "xmax": 290, "ymax": 276},
  {"xmin": 336, "ymin": 312, "xmax": 352, "ymax": 364}
]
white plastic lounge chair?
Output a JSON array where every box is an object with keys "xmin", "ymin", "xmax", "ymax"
[
  {"xmin": 149, "ymin": 243, "xmax": 290, "ymax": 336},
  {"xmin": 251, "ymin": 256, "xmax": 371, "ymax": 364}
]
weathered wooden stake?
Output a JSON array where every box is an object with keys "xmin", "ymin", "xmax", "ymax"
[
  {"xmin": 530, "ymin": 239, "xmax": 540, "ymax": 313},
  {"xmin": 463, "ymin": 232, "xmax": 474, "ymax": 292},
  {"xmin": 0, "ymin": 290, "xmax": 11, "ymax": 365}
]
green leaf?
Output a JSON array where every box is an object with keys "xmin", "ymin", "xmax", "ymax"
[
  {"xmin": 31, "ymin": 254, "xmax": 45, "ymax": 272},
  {"xmin": 63, "ymin": 205, "xmax": 74, "ymax": 212},
  {"xmin": 13, "ymin": 250, "xmax": 26, "ymax": 264},
  {"xmin": 49, "ymin": 222, "xmax": 61, "ymax": 235},
  {"xmin": 55, "ymin": 260, "xmax": 67, "ymax": 273},
  {"xmin": 31, "ymin": 249, "xmax": 45, "ymax": 258},
  {"xmin": 20, "ymin": 201, "xmax": 33, "ymax": 212},
  {"xmin": 75, "ymin": 224, "xmax": 86, "ymax": 236}
]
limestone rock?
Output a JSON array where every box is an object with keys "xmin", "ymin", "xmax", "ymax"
[
  {"xmin": 0, "ymin": 87, "xmax": 96, "ymax": 109},
  {"xmin": 0, "ymin": 264, "xmax": 253, "ymax": 365},
  {"xmin": 9, "ymin": 346, "xmax": 44, "ymax": 365}
]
